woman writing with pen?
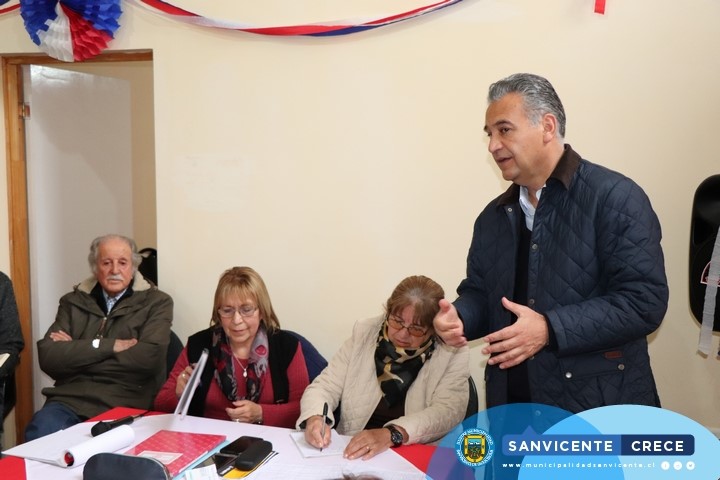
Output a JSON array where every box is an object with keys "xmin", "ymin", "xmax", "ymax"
[{"xmin": 296, "ymin": 275, "xmax": 469, "ymax": 459}]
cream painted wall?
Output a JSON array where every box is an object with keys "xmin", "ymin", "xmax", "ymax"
[
  {"xmin": 1, "ymin": 0, "xmax": 718, "ymax": 431},
  {"xmin": 50, "ymin": 61, "xmax": 156, "ymax": 249}
]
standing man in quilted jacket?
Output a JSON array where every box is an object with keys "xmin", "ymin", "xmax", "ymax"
[
  {"xmin": 25, "ymin": 234, "xmax": 173, "ymax": 441},
  {"xmin": 434, "ymin": 73, "xmax": 668, "ymax": 413}
]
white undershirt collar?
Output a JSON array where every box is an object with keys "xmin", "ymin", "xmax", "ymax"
[{"xmin": 518, "ymin": 185, "xmax": 545, "ymax": 231}]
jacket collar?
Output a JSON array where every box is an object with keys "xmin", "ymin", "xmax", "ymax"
[
  {"xmin": 75, "ymin": 271, "xmax": 152, "ymax": 295},
  {"xmin": 497, "ymin": 144, "xmax": 581, "ymax": 206}
]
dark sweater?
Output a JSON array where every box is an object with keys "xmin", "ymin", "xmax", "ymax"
[{"xmin": 185, "ymin": 327, "xmax": 299, "ymax": 417}]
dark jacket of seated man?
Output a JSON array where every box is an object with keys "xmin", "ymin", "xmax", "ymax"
[
  {"xmin": 0, "ymin": 271, "xmax": 24, "ymax": 440},
  {"xmin": 25, "ymin": 234, "xmax": 173, "ymax": 441}
]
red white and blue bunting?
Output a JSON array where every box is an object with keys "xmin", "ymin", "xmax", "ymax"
[
  {"xmin": 19, "ymin": 0, "xmax": 122, "ymax": 61},
  {"xmin": 131, "ymin": 0, "xmax": 464, "ymax": 37},
  {"xmin": 0, "ymin": 1, "xmax": 608, "ymax": 61},
  {"xmin": 0, "ymin": 0, "xmax": 20, "ymax": 15}
]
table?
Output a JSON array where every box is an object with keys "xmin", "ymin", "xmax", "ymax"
[{"xmin": 0, "ymin": 408, "xmax": 436, "ymax": 480}]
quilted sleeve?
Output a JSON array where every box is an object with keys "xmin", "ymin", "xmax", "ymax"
[{"xmin": 546, "ymin": 176, "xmax": 668, "ymax": 355}]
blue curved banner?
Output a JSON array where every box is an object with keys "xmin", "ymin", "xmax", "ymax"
[{"xmin": 431, "ymin": 404, "xmax": 720, "ymax": 480}]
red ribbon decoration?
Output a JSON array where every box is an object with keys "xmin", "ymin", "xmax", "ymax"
[
  {"xmin": 61, "ymin": 3, "xmax": 114, "ymax": 62},
  {"xmin": 0, "ymin": 2, "xmax": 19, "ymax": 15},
  {"xmin": 134, "ymin": 0, "xmax": 464, "ymax": 36},
  {"xmin": 594, "ymin": 0, "xmax": 606, "ymax": 14}
]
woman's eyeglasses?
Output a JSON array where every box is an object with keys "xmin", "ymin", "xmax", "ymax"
[
  {"xmin": 218, "ymin": 305, "xmax": 258, "ymax": 319},
  {"xmin": 386, "ymin": 314, "xmax": 429, "ymax": 337}
]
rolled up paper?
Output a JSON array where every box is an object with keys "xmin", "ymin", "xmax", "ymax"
[{"xmin": 62, "ymin": 424, "xmax": 135, "ymax": 468}]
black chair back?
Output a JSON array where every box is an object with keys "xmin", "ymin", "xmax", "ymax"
[
  {"xmin": 466, "ymin": 376, "xmax": 479, "ymax": 419},
  {"xmin": 2, "ymin": 371, "xmax": 16, "ymax": 420},
  {"xmin": 167, "ymin": 330, "xmax": 185, "ymax": 377},
  {"xmin": 285, "ymin": 330, "xmax": 328, "ymax": 382},
  {"xmin": 139, "ymin": 248, "xmax": 158, "ymax": 286}
]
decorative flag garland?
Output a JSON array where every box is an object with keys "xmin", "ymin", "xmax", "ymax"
[
  {"xmin": 19, "ymin": 0, "xmax": 122, "ymax": 61},
  {"xmin": 0, "ymin": 1, "xmax": 608, "ymax": 61},
  {"xmin": 594, "ymin": 0, "xmax": 606, "ymax": 14},
  {"xmin": 0, "ymin": 0, "xmax": 20, "ymax": 15},
  {"xmin": 130, "ymin": 0, "xmax": 464, "ymax": 37},
  {"xmin": 0, "ymin": 1, "xmax": 613, "ymax": 21}
]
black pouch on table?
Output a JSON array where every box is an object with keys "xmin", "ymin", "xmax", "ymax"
[
  {"xmin": 234, "ymin": 440, "xmax": 273, "ymax": 471},
  {"xmin": 83, "ymin": 452, "xmax": 171, "ymax": 480}
]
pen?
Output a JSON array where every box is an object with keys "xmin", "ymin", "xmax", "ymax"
[{"xmin": 320, "ymin": 402, "xmax": 328, "ymax": 452}]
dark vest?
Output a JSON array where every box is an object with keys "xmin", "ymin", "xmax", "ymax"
[
  {"xmin": 185, "ymin": 327, "xmax": 299, "ymax": 417},
  {"xmin": 507, "ymin": 215, "xmax": 531, "ymax": 403}
]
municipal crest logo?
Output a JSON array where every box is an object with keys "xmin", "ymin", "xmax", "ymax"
[{"xmin": 455, "ymin": 427, "xmax": 494, "ymax": 467}]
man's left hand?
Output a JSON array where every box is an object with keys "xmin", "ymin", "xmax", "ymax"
[
  {"xmin": 113, "ymin": 338, "xmax": 138, "ymax": 352},
  {"xmin": 49, "ymin": 330, "xmax": 72, "ymax": 342},
  {"xmin": 482, "ymin": 297, "xmax": 549, "ymax": 369}
]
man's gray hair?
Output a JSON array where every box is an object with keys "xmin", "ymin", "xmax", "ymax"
[
  {"xmin": 488, "ymin": 73, "xmax": 566, "ymax": 138},
  {"xmin": 88, "ymin": 234, "xmax": 142, "ymax": 273}
]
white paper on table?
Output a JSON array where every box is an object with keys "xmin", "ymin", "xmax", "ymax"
[
  {"xmin": 175, "ymin": 348, "xmax": 209, "ymax": 419},
  {"xmin": 5, "ymin": 423, "xmax": 135, "ymax": 468},
  {"xmin": 240, "ymin": 451, "xmax": 278, "ymax": 479},
  {"xmin": 11, "ymin": 413, "xmax": 425, "ymax": 480},
  {"xmin": 256, "ymin": 461, "xmax": 425, "ymax": 480},
  {"xmin": 289, "ymin": 430, "xmax": 349, "ymax": 458},
  {"xmin": 184, "ymin": 464, "xmax": 221, "ymax": 480}
]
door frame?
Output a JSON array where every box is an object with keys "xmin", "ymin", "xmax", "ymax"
[{"xmin": 1, "ymin": 49, "xmax": 152, "ymax": 443}]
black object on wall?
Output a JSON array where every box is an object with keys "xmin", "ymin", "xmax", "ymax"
[
  {"xmin": 139, "ymin": 247, "xmax": 158, "ymax": 286},
  {"xmin": 689, "ymin": 174, "xmax": 720, "ymax": 332}
]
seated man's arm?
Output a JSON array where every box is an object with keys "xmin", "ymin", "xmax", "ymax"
[
  {"xmin": 37, "ymin": 297, "xmax": 91, "ymax": 377},
  {"xmin": 106, "ymin": 292, "xmax": 173, "ymax": 375},
  {"xmin": 38, "ymin": 292, "xmax": 173, "ymax": 379},
  {"xmin": 0, "ymin": 273, "xmax": 23, "ymax": 378}
]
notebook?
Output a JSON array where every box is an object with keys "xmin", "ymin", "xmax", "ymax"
[
  {"xmin": 175, "ymin": 348, "xmax": 209, "ymax": 418},
  {"xmin": 124, "ymin": 429, "xmax": 226, "ymax": 477},
  {"xmin": 289, "ymin": 430, "xmax": 348, "ymax": 458}
]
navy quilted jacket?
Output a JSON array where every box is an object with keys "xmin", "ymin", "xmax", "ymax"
[{"xmin": 454, "ymin": 145, "xmax": 668, "ymax": 413}]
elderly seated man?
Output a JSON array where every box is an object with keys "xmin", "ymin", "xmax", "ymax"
[{"xmin": 24, "ymin": 234, "xmax": 173, "ymax": 441}]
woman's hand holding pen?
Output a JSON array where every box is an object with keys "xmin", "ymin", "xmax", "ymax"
[{"xmin": 304, "ymin": 415, "xmax": 331, "ymax": 450}]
